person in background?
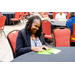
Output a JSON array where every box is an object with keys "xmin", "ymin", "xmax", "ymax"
[
  {"xmin": 33, "ymin": 12, "xmax": 43, "ymax": 19},
  {"xmin": 55, "ymin": 12, "xmax": 66, "ymax": 20},
  {"xmin": 15, "ymin": 15, "xmax": 49, "ymax": 57},
  {"xmin": 66, "ymin": 12, "xmax": 75, "ymax": 35},
  {"xmin": 33, "ymin": 12, "xmax": 50, "ymax": 20},
  {"xmin": 42, "ymin": 12, "xmax": 50, "ymax": 20}
]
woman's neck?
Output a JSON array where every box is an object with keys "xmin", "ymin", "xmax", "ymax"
[
  {"xmin": 30, "ymin": 33, "xmax": 37, "ymax": 40},
  {"xmin": 31, "ymin": 33, "xmax": 36, "ymax": 37}
]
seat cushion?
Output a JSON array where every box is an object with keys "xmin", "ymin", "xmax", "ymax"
[
  {"xmin": 44, "ymin": 34, "xmax": 52, "ymax": 39},
  {"xmin": 0, "ymin": 27, "xmax": 3, "ymax": 30},
  {"xmin": 10, "ymin": 18, "xmax": 19, "ymax": 21}
]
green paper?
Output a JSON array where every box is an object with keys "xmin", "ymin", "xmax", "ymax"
[
  {"xmin": 48, "ymin": 48, "xmax": 61, "ymax": 54},
  {"xmin": 37, "ymin": 48, "xmax": 61, "ymax": 55},
  {"xmin": 37, "ymin": 50, "xmax": 51, "ymax": 55}
]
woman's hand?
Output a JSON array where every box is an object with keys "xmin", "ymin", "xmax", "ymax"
[
  {"xmin": 41, "ymin": 45, "xmax": 50, "ymax": 50},
  {"xmin": 31, "ymin": 47, "xmax": 44, "ymax": 52}
]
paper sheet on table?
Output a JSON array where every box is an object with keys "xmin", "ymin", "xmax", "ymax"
[
  {"xmin": 47, "ymin": 48, "xmax": 61, "ymax": 54},
  {"xmin": 37, "ymin": 48, "xmax": 61, "ymax": 55}
]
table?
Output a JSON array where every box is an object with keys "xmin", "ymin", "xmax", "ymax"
[
  {"xmin": 12, "ymin": 47, "xmax": 75, "ymax": 62},
  {"xmin": 50, "ymin": 19, "xmax": 67, "ymax": 26},
  {"xmin": 49, "ymin": 19, "xmax": 67, "ymax": 32},
  {"xmin": 1, "ymin": 12, "xmax": 15, "ymax": 25}
]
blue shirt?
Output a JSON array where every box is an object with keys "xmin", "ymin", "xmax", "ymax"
[{"xmin": 66, "ymin": 16, "xmax": 75, "ymax": 35}]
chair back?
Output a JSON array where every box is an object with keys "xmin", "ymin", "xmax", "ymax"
[
  {"xmin": 42, "ymin": 20, "xmax": 51, "ymax": 35},
  {"xmin": 53, "ymin": 12, "xmax": 58, "ymax": 19},
  {"xmin": 53, "ymin": 27, "xmax": 71, "ymax": 47},
  {"xmin": 24, "ymin": 12, "xmax": 29, "ymax": 16},
  {"xmin": 72, "ymin": 23, "xmax": 75, "ymax": 38},
  {"xmin": 0, "ymin": 16, "xmax": 6, "ymax": 29},
  {"xmin": 7, "ymin": 30, "xmax": 19, "ymax": 58},
  {"xmin": 22, "ymin": 12, "xmax": 25, "ymax": 17},
  {"xmin": 20, "ymin": 12, "xmax": 25, "ymax": 19},
  {"xmin": 46, "ymin": 12, "xmax": 49, "ymax": 14},
  {"xmin": 20, "ymin": 12, "xmax": 22, "ymax": 16},
  {"xmin": 15, "ymin": 12, "xmax": 20, "ymax": 19},
  {"xmin": 67, "ymin": 12, "xmax": 70, "ymax": 19}
]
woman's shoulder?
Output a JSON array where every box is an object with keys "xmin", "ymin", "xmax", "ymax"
[
  {"xmin": 18, "ymin": 28, "xmax": 27, "ymax": 35},
  {"xmin": 19, "ymin": 28, "xmax": 26, "ymax": 33},
  {"xmin": 19, "ymin": 28, "xmax": 29, "ymax": 36}
]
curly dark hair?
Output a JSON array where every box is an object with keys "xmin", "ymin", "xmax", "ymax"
[{"xmin": 25, "ymin": 15, "xmax": 42, "ymax": 37}]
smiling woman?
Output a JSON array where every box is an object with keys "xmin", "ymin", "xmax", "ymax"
[
  {"xmin": 15, "ymin": 15, "xmax": 49, "ymax": 58},
  {"xmin": 31, "ymin": 19, "xmax": 41, "ymax": 34},
  {"xmin": 25, "ymin": 16, "xmax": 42, "ymax": 37}
]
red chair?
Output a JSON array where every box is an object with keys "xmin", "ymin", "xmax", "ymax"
[
  {"xmin": 53, "ymin": 12, "xmax": 58, "ymax": 19},
  {"xmin": 46, "ymin": 12, "xmax": 49, "ymax": 14},
  {"xmin": 53, "ymin": 27, "xmax": 71, "ymax": 47},
  {"xmin": 19, "ymin": 12, "xmax": 22, "ymax": 16},
  {"xmin": 42, "ymin": 20, "xmax": 53, "ymax": 39},
  {"xmin": 0, "ymin": 16, "xmax": 6, "ymax": 37},
  {"xmin": 19, "ymin": 12, "xmax": 25, "ymax": 20},
  {"xmin": 10, "ymin": 12, "xmax": 20, "ymax": 25},
  {"xmin": 71, "ymin": 23, "xmax": 75, "ymax": 42},
  {"xmin": 19, "ymin": 12, "xmax": 26, "ymax": 24},
  {"xmin": 7, "ymin": 30, "xmax": 19, "ymax": 58},
  {"xmin": 24, "ymin": 12, "xmax": 29, "ymax": 16},
  {"xmin": 67, "ymin": 12, "xmax": 70, "ymax": 19}
]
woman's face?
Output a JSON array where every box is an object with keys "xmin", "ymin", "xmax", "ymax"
[{"xmin": 31, "ymin": 19, "xmax": 41, "ymax": 34}]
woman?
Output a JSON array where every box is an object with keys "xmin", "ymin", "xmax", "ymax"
[
  {"xmin": 66, "ymin": 12, "xmax": 75, "ymax": 35},
  {"xmin": 15, "ymin": 15, "xmax": 49, "ymax": 57}
]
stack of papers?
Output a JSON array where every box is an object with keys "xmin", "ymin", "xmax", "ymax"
[{"xmin": 37, "ymin": 48, "xmax": 61, "ymax": 55}]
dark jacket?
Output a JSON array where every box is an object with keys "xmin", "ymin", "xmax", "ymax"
[{"xmin": 15, "ymin": 28, "xmax": 46, "ymax": 58}]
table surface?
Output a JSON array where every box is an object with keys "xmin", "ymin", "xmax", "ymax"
[
  {"xmin": 12, "ymin": 47, "xmax": 75, "ymax": 62},
  {"xmin": 50, "ymin": 19, "xmax": 67, "ymax": 26}
]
